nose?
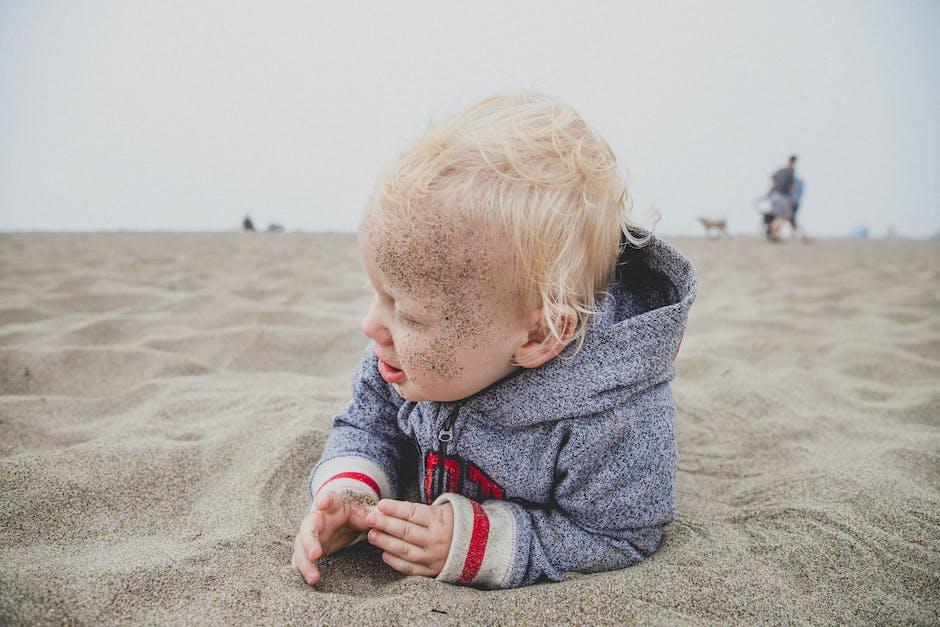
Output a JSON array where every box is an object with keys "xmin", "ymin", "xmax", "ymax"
[{"xmin": 361, "ymin": 301, "xmax": 393, "ymax": 346}]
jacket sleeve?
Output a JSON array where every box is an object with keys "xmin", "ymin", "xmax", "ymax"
[
  {"xmin": 434, "ymin": 388, "xmax": 677, "ymax": 588},
  {"xmin": 308, "ymin": 350, "xmax": 410, "ymax": 503}
]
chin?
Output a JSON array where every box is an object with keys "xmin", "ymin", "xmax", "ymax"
[
  {"xmin": 393, "ymin": 381, "xmax": 462, "ymax": 403},
  {"xmin": 392, "ymin": 382, "xmax": 424, "ymax": 402}
]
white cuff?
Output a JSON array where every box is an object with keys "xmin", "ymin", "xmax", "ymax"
[
  {"xmin": 310, "ymin": 456, "xmax": 392, "ymax": 502},
  {"xmin": 433, "ymin": 493, "xmax": 516, "ymax": 588}
]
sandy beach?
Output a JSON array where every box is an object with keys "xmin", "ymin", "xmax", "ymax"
[{"xmin": 1, "ymin": 232, "xmax": 937, "ymax": 624}]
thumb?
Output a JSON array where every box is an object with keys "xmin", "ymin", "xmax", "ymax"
[{"xmin": 348, "ymin": 502, "xmax": 378, "ymax": 531}]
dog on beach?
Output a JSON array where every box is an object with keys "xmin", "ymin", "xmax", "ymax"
[{"xmin": 697, "ymin": 216, "xmax": 729, "ymax": 239}]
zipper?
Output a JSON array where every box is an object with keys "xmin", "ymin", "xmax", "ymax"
[
  {"xmin": 431, "ymin": 405, "xmax": 460, "ymax": 500},
  {"xmin": 438, "ymin": 406, "xmax": 458, "ymax": 446}
]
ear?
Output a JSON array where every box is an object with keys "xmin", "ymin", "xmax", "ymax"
[{"xmin": 513, "ymin": 306, "xmax": 577, "ymax": 369}]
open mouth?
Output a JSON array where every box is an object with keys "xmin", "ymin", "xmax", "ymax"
[{"xmin": 377, "ymin": 359, "xmax": 406, "ymax": 384}]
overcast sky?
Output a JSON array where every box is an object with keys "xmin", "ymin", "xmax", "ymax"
[{"xmin": 1, "ymin": 1, "xmax": 938, "ymax": 237}]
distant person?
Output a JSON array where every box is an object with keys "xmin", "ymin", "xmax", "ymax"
[
  {"xmin": 291, "ymin": 92, "xmax": 695, "ymax": 589},
  {"xmin": 770, "ymin": 155, "xmax": 796, "ymax": 197},
  {"xmin": 243, "ymin": 214, "xmax": 255, "ymax": 231},
  {"xmin": 763, "ymin": 155, "xmax": 797, "ymax": 240}
]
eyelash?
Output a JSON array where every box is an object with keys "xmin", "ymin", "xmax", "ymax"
[
  {"xmin": 397, "ymin": 311, "xmax": 423, "ymax": 326},
  {"xmin": 371, "ymin": 290, "xmax": 423, "ymax": 327}
]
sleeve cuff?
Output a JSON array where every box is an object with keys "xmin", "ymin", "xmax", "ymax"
[
  {"xmin": 433, "ymin": 493, "xmax": 516, "ymax": 588},
  {"xmin": 309, "ymin": 455, "xmax": 393, "ymax": 502}
]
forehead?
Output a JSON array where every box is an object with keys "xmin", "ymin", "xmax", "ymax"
[{"xmin": 359, "ymin": 208, "xmax": 515, "ymax": 307}]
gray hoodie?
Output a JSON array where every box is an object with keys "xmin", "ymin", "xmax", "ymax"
[{"xmin": 309, "ymin": 235, "xmax": 696, "ymax": 588}]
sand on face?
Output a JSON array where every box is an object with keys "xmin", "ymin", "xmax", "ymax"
[
  {"xmin": 0, "ymin": 232, "xmax": 937, "ymax": 624},
  {"xmin": 361, "ymin": 210, "xmax": 525, "ymax": 401}
]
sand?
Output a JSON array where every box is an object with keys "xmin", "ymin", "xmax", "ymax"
[{"xmin": 1, "ymin": 232, "xmax": 937, "ymax": 625}]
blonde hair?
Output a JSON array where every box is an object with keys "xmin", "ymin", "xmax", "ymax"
[{"xmin": 369, "ymin": 91, "xmax": 649, "ymax": 353}]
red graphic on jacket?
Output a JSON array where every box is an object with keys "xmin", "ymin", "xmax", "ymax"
[{"xmin": 425, "ymin": 452, "xmax": 505, "ymax": 503}]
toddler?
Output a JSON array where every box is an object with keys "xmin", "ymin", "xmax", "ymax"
[{"xmin": 292, "ymin": 92, "xmax": 696, "ymax": 589}]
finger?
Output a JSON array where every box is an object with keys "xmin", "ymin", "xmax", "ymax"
[
  {"xmin": 298, "ymin": 513, "xmax": 319, "ymax": 559},
  {"xmin": 347, "ymin": 502, "xmax": 377, "ymax": 531},
  {"xmin": 306, "ymin": 512, "xmax": 332, "ymax": 561},
  {"xmin": 303, "ymin": 496, "xmax": 331, "ymax": 546},
  {"xmin": 368, "ymin": 527, "xmax": 427, "ymax": 562},
  {"xmin": 380, "ymin": 549, "xmax": 437, "ymax": 578},
  {"xmin": 314, "ymin": 491, "xmax": 337, "ymax": 512},
  {"xmin": 368, "ymin": 510, "xmax": 429, "ymax": 546},
  {"xmin": 376, "ymin": 499, "xmax": 434, "ymax": 527},
  {"xmin": 293, "ymin": 533, "xmax": 321, "ymax": 586}
]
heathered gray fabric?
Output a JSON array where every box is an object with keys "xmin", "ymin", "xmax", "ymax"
[{"xmin": 311, "ymin": 235, "xmax": 696, "ymax": 587}]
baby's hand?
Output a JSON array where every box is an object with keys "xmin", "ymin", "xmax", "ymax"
[
  {"xmin": 365, "ymin": 499, "xmax": 454, "ymax": 577},
  {"xmin": 291, "ymin": 490, "xmax": 374, "ymax": 586}
]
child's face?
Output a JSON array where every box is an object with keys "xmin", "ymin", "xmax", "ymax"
[{"xmin": 358, "ymin": 210, "xmax": 533, "ymax": 403}]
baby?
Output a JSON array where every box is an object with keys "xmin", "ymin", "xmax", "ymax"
[{"xmin": 292, "ymin": 92, "xmax": 696, "ymax": 589}]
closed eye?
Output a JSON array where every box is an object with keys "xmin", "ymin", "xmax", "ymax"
[{"xmin": 396, "ymin": 310, "xmax": 426, "ymax": 327}]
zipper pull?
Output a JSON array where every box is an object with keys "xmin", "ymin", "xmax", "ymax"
[{"xmin": 438, "ymin": 406, "xmax": 459, "ymax": 444}]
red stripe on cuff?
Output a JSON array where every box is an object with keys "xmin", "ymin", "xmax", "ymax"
[
  {"xmin": 316, "ymin": 472, "xmax": 381, "ymax": 498},
  {"xmin": 457, "ymin": 500, "xmax": 490, "ymax": 584}
]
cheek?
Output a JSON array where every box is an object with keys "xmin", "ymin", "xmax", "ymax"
[
  {"xmin": 439, "ymin": 299, "xmax": 493, "ymax": 351},
  {"xmin": 396, "ymin": 329, "xmax": 463, "ymax": 383}
]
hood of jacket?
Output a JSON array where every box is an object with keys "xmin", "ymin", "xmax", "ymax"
[{"xmin": 463, "ymin": 234, "xmax": 696, "ymax": 426}]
